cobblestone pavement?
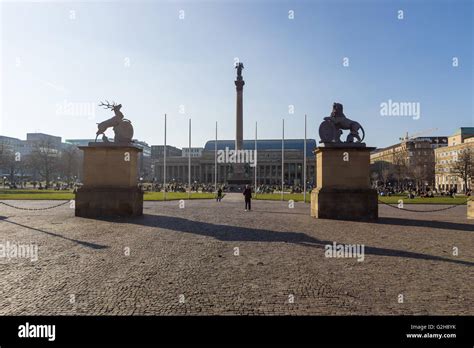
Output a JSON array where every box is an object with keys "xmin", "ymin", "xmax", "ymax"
[{"xmin": 0, "ymin": 198, "xmax": 472, "ymax": 315}]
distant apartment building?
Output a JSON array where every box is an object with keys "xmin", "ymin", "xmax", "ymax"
[
  {"xmin": 435, "ymin": 128, "xmax": 474, "ymax": 192},
  {"xmin": 182, "ymin": 147, "xmax": 203, "ymax": 158},
  {"xmin": 27, "ymin": 133, "xmax": 61, "ymax": 147},
  {"xmin": 1, "ymin": 133, "xmax": 65, "ymax": 157},
  {"xmin": 133, "ymin": 140, "xmax": 151, "ymax": 158},
  {"xmin": 65, "ymin": 139, "xmax": 95, "ymax": 147},
  {"xmin": 0, "ymin": 133, "xmax": 64, "ymax": 179},
  {"xmin": 153, "ymin": 139, "xmax": 316, "ymax": 185},
  {"xmin": 133, "ymin": 140, "xmax": 152, "ymax": 179},
  {"xmin": 370, "ymin": 136, "xmax": 448, "ymax": 187},
  {"xmin": 151, "ymin": 145, "xmax": 182, "ymax": 159},
  {"xmin": 1, "ymin": 133, "xmax": 63, "ymax": 156},
  {"xmin": 0, "ymin": 135, "xmax": 26, "ymax": 156}
]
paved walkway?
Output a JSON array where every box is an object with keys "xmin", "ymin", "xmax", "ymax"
[
  {"xmin": 0, "ymin": 199, "xmax": 472, "ymax": 315},
  {"xmin": 222, "ymin": 192, "xmax": 244, "ymax": 202}
]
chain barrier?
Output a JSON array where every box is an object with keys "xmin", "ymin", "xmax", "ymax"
[
  {"xmin": 378, "ymin": 198, "xmax": 469, "ymax": 213},
  {"xmin": 0, "ymin": 197, "xmax": 470, "ymax": 213},
  {"xmin": 0, "ymin": 200, "xmax": 71, "ymax": 211}
]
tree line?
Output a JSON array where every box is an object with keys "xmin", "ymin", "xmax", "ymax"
[
  {"xmin": 0, "ymin": 140, "xmax": 82, "ymax": 188},
  {"xmin": 371, "ymin": 149, "xmax": 472, "ymax": 193}
]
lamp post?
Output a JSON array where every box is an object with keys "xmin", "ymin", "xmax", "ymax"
[
  {"xmin": 188, "ymin": 118, "xmax": 191, "ymax": 200},
  {"xmin": 297, "ymin": 164, "xmax": 302, "ymax": 192},
  {"xmin": 281, "ymin": 118, "xmax": 284, "ymax": 201},
  {"xmin": 303, "ymin": 114, "xmax": 307, "ymax": 203},
  {"xmin": 163, "ymin": 114, "xmax": 167, "ymax": 201},
  {"xmin": 151, "ymin": 165, "xmax": 155, "ymax": 191}
]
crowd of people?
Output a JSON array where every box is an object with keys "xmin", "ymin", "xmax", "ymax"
[
  {"xmin": 1, "ymin": 180, "xmax": 76, "ymax": 190},
  {"xmin": 4, "ymin": 179, "xmax": 470, "ymax": 199},
  {"xmin": 136, "ymin": 181, "xmax": 315, "ymax": 195},
  {"xmin": 140, "ymin": 182, "xmax": 219, "ymax": 193},
  {"xmin": 376, "ymin": 185, "xmax": 470, "ymax": 198},
  {"xmin": 255, "ymin": 184, "xmax": 314, "ymax": 194}
]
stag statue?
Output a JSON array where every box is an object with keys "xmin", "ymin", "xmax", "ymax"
[
  {"xmin": 95, "ymin": 101, "xmax": 134, "ymax": 144},
  {"xmin": 319, "ymin": 103, "xmax": 365, "ymax": 144}
]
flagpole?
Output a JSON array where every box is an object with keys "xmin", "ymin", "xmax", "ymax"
[
  {"xmin": 254, "ymin": 121, "xmax": 257, "ymax": 198},
  {"xmin": 304, "ymin": 114, "xmax": 307, "ymax": 203},
  {"xmin": 163, "ymin": 113, "xmax": 167, "ymax": 201},
  {"xmin": 188, "ymin": 118, "xmax": 191, "ymax": 200},
  {"xmin": 281, "ymin": 118, "xmax": 284, "ymax": 201},
  {"xmin": 215, "ymin": 121, "xmax": 218, "ymax": 195}
]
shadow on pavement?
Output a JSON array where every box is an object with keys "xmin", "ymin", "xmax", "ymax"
[
  {"xmin": 251, "ymin": 210, "xmax": 308, "ymax": 216},
  {"xmin": 114, "ymin": 214, "xmax": 474, "ymax": 267},
  {"xmin": 377, "ymin": 217, "xmax": 474, "ymax": 232},
  {"xmin": 0, "ymin": 216, "xmax": 108, "ymax": 250}
]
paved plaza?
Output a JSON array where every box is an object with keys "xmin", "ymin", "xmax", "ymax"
[{"xmin": 0, "ymin": 195, "xmax": 472, "ymax": 315}]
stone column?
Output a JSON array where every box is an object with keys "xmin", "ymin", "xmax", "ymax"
[
  {"xmin": 468, "ymin": 176, "xmax": 474, "ymax": 219},
  {"xmin": 228, "ymin": 63, "xmax": 250, "ymax": 185},
  {"xmin": 235, "ymin": 78, "xmax": 244, "ymax": 151}
]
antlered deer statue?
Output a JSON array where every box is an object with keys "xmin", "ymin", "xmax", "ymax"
[{"xmin": 95, "ymin": 101, "xmax": 134, "ymax": 143}]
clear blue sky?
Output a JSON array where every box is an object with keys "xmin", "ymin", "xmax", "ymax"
[{"xmin": 1, "ymin": 0, "xmax": 472, "ymax": 149}]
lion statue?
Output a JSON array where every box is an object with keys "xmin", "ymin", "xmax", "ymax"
[{"xmin": 319, "ymin": 103, "xmax": 365, "ymax": 143}]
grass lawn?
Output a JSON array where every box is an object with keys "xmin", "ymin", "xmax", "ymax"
[
  {"xmin": 0, "ymin": 190, "xmax": 468, "ymax": 205},
  {"xmin": 0, "ymin": 189, "xmax": 74, "ymax": 200},
  {"xmin": 144, "ymin": 192, "xmax": 217, "ymax": 201},
  {"xmin": 0, "ymin": 189, "xmax": 217, "ymax": 201},
  {"xmin": 254, "ymin": 193, "xmax": 469, "ymax": 205}
]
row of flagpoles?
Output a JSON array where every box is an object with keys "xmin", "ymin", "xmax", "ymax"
[{"xmin": 162, "ymin": 114, "xmax": 308, "ymax": 201}]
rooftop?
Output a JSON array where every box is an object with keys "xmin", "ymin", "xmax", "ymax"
[
  {"xmin": 371, "ymin": 136, "xmax": 448, "ymax": 154},
  {"xmin": 453, "ymin": 127, "xmax": 474, "ymax": 136},
  {"xmin": 204, "ymin": 139, "xmax": 317, "ymax": 156}
]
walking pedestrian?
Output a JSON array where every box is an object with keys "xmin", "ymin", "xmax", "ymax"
[{"xmin": 243, "ymin": 184, "xmax": 252, "ymax": 211}]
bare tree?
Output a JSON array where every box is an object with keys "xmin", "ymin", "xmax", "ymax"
[
  {"xmin": 6, "ymin": 151, "xmax": 18, "ymax": 184},
  {"xmin": 0, "ymin": 142, "xmax": 7, "ymax": 173},
  {"xmin": 28, "ymin": 139, "xmax": 60, "ymax": 188},
  {"xmin": 451, "ymin": 148, "xmax": 473, "ymax": 194},
  {"xmin": 0, "ymin": 144, "xmax": 19, "ymax": 184},
  {"xmin": 393, "ymin": 151, "xmax": 408, "ymax": 190},
  {"xmin": 371, "ymin": 160, "xmax": 392, "ymax": 187},
  {"xmin": 411, "ymin": 164, "xmax": 429, "ymax": 191},
  {"xmin": 381, "ymin": 168, "xmax": 391, "ymax": 186},
  {"xmin": 0, "ymin": 141, "xmax": 10, "ymax": 168},
  {"xmin": 59, "ymin": 146, "xmax": 81, "ymax": 183}
]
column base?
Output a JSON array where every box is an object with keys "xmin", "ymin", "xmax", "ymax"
[
  {"xmin": 468, "ymin": 199, "xmax": 474, "ymax": 219},
  {"xmin": 311, "ymin": 187, "xmax": 378, "ymax": 221},
  {"xmin": 75, "ymin": 187, "xmax": 143, "ymax": 218}
]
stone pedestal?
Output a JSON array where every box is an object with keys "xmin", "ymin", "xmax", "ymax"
[
  {"xmin": 468, "ymin": 178, "xmax": 474, "ymax": 219},
  {"xmin": 468, "ymin": 199, "xmax": 474, "ymax": 219},
  {"xmin": 75, "ymin": 143, "xmax": 143, "ymax": 218},
  {"xmin": 310, "ymin": 145, "xmax": 378, "ymax": 220},
  {"xmin": 228, "ymin": 163, "xmax": 251, "ymax": 186}
]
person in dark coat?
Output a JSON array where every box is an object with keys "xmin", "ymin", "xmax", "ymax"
[
  {"xmin": 216, "ymin": 187, "xmax": 222, "ymax": 202},
  {"xmin": 243, "ymin": 184, "xmax": 252, "ymax": 211}
]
